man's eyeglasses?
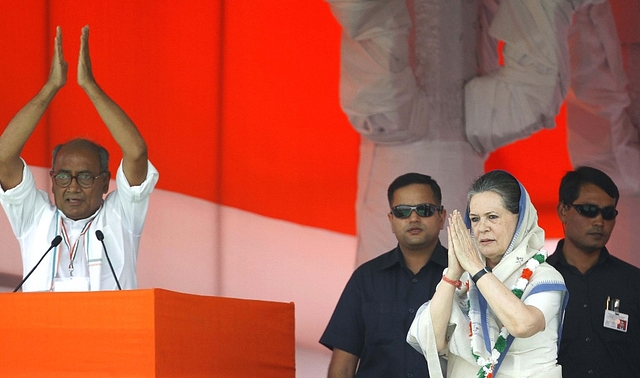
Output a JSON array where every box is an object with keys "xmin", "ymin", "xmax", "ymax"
[
  {"xmin": 51, "ymin": 171, "xmax": 104, "ymax": 189},
  {"xmin": 391, "ymin": 203, "xmax": 443, "ymax": 219},
  {"xmin": 566, "ymin": 203, "xmax": 618, "ymax": 221}
]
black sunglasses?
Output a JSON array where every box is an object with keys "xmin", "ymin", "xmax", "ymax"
[
  {"xmin": 391, "ymin": 203, "xmax": 443, "ymax": 219},
  {"xmin": 567, "ymin": 203, "xmax": 618, "ymax": 221}
]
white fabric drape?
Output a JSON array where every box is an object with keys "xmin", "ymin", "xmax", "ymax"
[
  {"xmin": 565, "ymin": 1, "xmax": 640, "ymax": 267},
  {"xmin": 326, "ymin": 0, "xmax": 484, "ymax": 265},
  {"xmin": 326, "ymin": 0, "xmax": 640, "ymax": 269}
]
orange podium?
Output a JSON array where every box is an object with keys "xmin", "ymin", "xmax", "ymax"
[{"xmin": 0, "ymin": 289, "xmax": 295, "ymax": 377}]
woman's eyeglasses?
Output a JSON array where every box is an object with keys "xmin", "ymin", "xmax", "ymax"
[
  {"xmin": 567, "ymin": 203, "xmax": 618, "ymax": 221},
  {"xmin": 391, "ymin": 203, "xmax": 443, "ymax": 219}
]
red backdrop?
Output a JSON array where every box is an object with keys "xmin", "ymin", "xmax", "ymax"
[{"xmin": 0, "ymin": 1, "xmax": 568, "ymax": 238}]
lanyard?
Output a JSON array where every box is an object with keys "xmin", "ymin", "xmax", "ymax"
[{"xmin": 59, "ymin": 217, "xmax": 95, "ymax": 277}]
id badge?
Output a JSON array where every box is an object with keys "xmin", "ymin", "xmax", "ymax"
[
  {"xmin": 603, "ymin": 309, "xmax": 629, "ymax": 332},
  {"xmin": 53, "ymin": 276, "xmax": 90, "ymax": 292}
]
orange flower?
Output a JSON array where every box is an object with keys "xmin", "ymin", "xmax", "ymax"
[{"xmin": 521, "ymin": 268, "xmax": 533, "ymax": 280}]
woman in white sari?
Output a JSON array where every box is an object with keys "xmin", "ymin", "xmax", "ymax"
[{"xmin": 407, "ymin": 170, "xmax": 567, "ymax": 377}]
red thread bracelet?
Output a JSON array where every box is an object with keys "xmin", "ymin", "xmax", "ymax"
[{"xmin": 442, "ymin": 275, "xmax": 462, "ymax": 289}]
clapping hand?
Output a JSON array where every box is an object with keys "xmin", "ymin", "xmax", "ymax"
[
  {"xmin": 448, "ymin": 210, "xmax": 484, "ymax": 275},
  {"xmin": 77, "ymin": 25, "xmax": 97, "ymax": 90},
  {"xmin": 47, "ymin": 26, "xmax": 68, "ymax": 91}
]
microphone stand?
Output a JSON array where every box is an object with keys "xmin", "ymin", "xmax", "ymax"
[
  {"xmin": 13, "ymin": 236, "xmax": 63, "ymax": 292},
  {"xmin": 95, "ymin": 230, "xmax": 122, "ymax": 290}
]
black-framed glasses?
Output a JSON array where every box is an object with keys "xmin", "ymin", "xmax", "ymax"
[
  {"xmin": 391, "ymin": 203, "xmax": 443, "ymax": 219},
  {"xmin": 567, "ymin": 203, "xmax": 618, "ymax": 221},
  {"xmin": 50, "ymin": 171, "xmax": 104, "ymax": 189}
]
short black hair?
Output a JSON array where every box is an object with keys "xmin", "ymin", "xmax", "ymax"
[
  {"xmin": 559, "ymin": 166, "xmax": 619, "ymax": 205},
  {"xmin": 387, "ymin": 173, "xmax": 442, "ymax": 207}
]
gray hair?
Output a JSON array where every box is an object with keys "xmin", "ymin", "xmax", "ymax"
[
  {"xmin": 468, "ymin": 170, "xmax": 520, "ymax": 215},
  {"xmin": 52, "ymin": 138, "xmax": 109, "ymax": 173}
]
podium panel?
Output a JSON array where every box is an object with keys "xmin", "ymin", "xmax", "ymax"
[{"xmin": 0, "ymin": 289, "xmax": 295, "ymax": 377}]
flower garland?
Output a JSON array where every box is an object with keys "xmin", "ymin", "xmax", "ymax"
[{"xmin": 468, "ymin": 250, "xmax": 547, "ymax": 378}]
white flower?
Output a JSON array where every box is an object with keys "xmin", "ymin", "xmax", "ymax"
[
  {"xmin": 515, "ymin": 277, "xmax": 528, "ymax": 289},
  {"xmin": 526, "ymin": 259, "xmax": 539, "ymax": 270},
  {"xmin": 491, "ymin": 348, "xmax": 501, "ymax": 362}
]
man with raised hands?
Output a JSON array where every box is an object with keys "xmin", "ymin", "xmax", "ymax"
[{"xmin": 0, "ymin": 26, "xmax": 159, "ymax": 292}]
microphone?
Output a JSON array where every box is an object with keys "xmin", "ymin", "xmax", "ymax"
[
  {"xmin": 13, "ymin": 235, "xmax": 63, "ymax": 292},
  {"xmin": 95, "ymin": 230, "xmax": 122, "ymax": 290}
]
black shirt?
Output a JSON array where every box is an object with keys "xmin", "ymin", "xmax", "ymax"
[
  {"xmin": 547, "ymin": 240, "xmax": 640, "ymax": 378},
  {"xmin": 319, "ymin": 243, "xmax": 447, "ymax": 378}
]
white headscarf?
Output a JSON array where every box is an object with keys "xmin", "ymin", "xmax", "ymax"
[
  {"xmin": 464, "ymin": 178, "xmax": 545, "ymax": 286},
  {"xmin": 408, "ymin": 173, "xmax": 566, "ymax": 378}
]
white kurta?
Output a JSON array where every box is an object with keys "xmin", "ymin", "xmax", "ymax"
[{"xmin": 0, "ymin": 159, "xmax": 159, "ymax": 292}]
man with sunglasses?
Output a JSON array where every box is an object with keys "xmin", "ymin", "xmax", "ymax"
[
  {"xmin": 0, "ymin": 26, "xmax": 159, "ymax": 292},
  {"xmin": 320, "ymin": 173, "xmax": 447, "ymax": 377},
  {"xmin": 547, "ymin": 166, "xmax": 640, "ymax": 378}
]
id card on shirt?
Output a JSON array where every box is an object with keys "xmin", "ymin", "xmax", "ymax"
[
  {"xmin": 603, "ymin": 309, "xmax": 628, "ymax": 332},
  {"xmin": 53, "ymin": 276, "xmax": 90, "ymax": 292}
]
